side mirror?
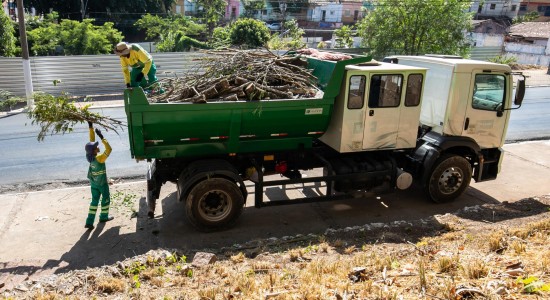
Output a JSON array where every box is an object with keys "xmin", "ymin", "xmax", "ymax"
[{"xmin": 514, "ymin": 77, "xmax": 525, "ymax": 106}]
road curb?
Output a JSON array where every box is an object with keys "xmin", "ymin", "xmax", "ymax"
[{"xmin": 0, "ymin": 110, "xmax": 25, "ymax": 119}]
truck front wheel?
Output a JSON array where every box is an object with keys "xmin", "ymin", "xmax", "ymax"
[
  {"xmin": 425, "ymin": 154, "xmax": 472, "ymax": 203},
  {"xmin": 185, "ymin": 178, "xmax": 244, "ymax": 231}
]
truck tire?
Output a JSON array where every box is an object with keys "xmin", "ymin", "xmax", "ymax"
[
  {"xmin": 185, "ymin": 178, "xmax": 244, "ymax": 231},
  {"xmin": 425, "ymin": 154, "xmax": 472, "ymax": 203}
]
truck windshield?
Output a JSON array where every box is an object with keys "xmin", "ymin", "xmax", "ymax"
[{"xmin": 472, "ymin": 74, "xmax": 505, "ymax": 111}]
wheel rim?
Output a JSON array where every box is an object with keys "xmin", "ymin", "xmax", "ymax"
[
  {"xmin": 197, "ymin": 189, "xmax": 233, "ymax": 222},
  {"xmin": 437, "ymin": 167, "xmax": 464, "ymax": 195}
]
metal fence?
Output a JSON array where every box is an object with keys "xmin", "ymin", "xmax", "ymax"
[
  {"xmin": 0, "ymin": 52, "xmax": 206, "ymax": 98},
  {"xmin": 470, "ymin": 46, "xmax": 502, "ymax": 61}
]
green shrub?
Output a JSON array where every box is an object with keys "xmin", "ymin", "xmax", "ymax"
[
  {"xmin": 0, "ymin": 90, "xmax": 25, "ymax": 111},
  {"xmin": 488, "ymin": 55, "xmax": 518, "ymax": 66},
  {"xmin": 209, "ymin": 26, "xmax": 232, "ymax": 49},
  {"xmin": 230, "ymin": 18, "xmax": 270, "ymax": 48},
  {"xmin": 157, "ymin": 31, "xmax": 209, "ymax": 52}
]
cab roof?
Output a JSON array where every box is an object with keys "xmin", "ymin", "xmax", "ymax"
[
  {"xmin": 345, "ymin": 61, "xmax": 427, "ymax": 72},
  {"xmin": 388, "ymin": 55, "xmax": 512, "ymax": 73}
]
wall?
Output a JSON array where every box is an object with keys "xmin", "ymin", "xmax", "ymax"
[
  {"xmin": 504, "ymin": 41, "xmax": 550, "ymax": 65},
  {"xmin": 308, "ymin": 4, "xmax": 342, "ymax": 22},
  {"xmin": 471, "ymin": 33, "xmax": 505, "ymax": 47}
]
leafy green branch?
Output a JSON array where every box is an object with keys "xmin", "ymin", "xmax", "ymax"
[{"xmin": 27, "ymin": 92, "xmax": 125, "ymax": 141}]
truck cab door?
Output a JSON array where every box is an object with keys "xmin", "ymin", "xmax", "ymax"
[
  {"xmin": 462, "ymin": 72, "xmax": 509, "ymax": 148},
  {"xmin": 362, "ymin": 74, "xmax": 403, "ymax": 150}
]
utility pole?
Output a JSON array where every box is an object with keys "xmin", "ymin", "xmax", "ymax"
[
  {"xmin": 16, "ymin": 0, "xmax": 33, "ymax": 108},
  {"xmin": 279, "ymin": 0, "xmax": 287, "ymax": 31},
  {"xmin": 80, "ymin": 0, "xmax": 88, "ymax": 20}
]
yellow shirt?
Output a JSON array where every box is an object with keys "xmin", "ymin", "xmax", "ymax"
[
  {"xmin": 89, "ymin": 128, "xmax": 112, "ymax": 163},
  {"xmin": 119, "ymin": 44, "xmax": 153, "ymax": 84}
]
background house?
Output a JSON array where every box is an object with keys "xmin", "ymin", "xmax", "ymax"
[
  {"xmin": 505, "ymin": 22, "xmax": 550, "ymax": 65},
  {"xmin": 519, "ymin": 0, "xmax": 550, "ymax": 20},
  {"xmin": 307, "ymin": 0, "xmax": 343, "ymax": 24},
  {"xmin": 184, "ymin": 0, "xmax": 198, "ymax": 16},
  {"xmin": 470, "ymin": 0, "xmax": 521, "ymax": 20},
  {"xmin": 340, "ymin": 0, "xmax": 364, "ymax": 25},
  {"xmin": 225, "ymin": 0, "xmax": 244, "ymax": 20},
  {"xmin": 171, "ymin": 0, "xmax": 186, "ymax": 14}
]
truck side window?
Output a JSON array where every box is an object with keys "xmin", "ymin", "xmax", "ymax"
[
  {"xmin": 405, "ymin": 74, "xmax": 423, "ymax": 107},
  {"xmin": 368, "ymin": 74, "xmax": 403, "ymax": 108},
  {"xmin": 472, "ymin": 74, "xmax": 505, "ymax": 111},
  {"xmin": 348, "ymin": 75, "xmax": 366, "ymax": 109}
]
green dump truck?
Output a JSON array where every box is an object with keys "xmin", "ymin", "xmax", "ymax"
[{"xmin": 124, "ymin": 53, "xmax": 525, "ymax": 231}]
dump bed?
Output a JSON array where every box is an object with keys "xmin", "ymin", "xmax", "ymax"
[{"xmin": 124, "ymin": 55, "xmax": 371, "ymax": 160}]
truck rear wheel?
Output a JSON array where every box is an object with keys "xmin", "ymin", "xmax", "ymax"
[
  {"xmin": 426, "ymin": 154, "xmax": 472, "ymax": 203},
  {"xmin": 185, "ymin": 178, "xmax": 244, "ymax": 231}
]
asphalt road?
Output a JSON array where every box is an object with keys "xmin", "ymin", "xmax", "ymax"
[
  {"xmin": 506, "ymin": 87, "xmax": 550, "ymax": 142},
  {"xmin": 0, "ymin": 107, "xmax": 146, "ymax": 187},
  {"xmin": 0, "ymin": 86, "xmax": 548, "ymax": 187}
]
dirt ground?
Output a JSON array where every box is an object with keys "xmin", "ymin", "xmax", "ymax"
[{"xmin": 2, "ymin": 194, "xmax": 549, "ymax": 299}]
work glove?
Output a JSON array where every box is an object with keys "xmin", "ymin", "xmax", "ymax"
[
  {"xmin": 87, "ymin": 121, "xmax": 93, "ymax": 128},
  {"xmin": 126, "ymin": 83, "xmax": 131, "ymax": 88},
  {"xmin": 95, "ymin": 128, "xmax": 104, "ymax": 140},
  {"xmin": 135, "ymin": 72, "xmax": 144, "ymax": 82}
]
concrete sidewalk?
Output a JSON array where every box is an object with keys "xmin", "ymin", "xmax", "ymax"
[{"xmin": 1, "ymin": 140, "xmax": 550, "ymax": 291}]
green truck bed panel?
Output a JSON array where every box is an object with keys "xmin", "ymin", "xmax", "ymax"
[{"xmin": 125, "ymin": 88, "xmax": 333, "ymax": 159}]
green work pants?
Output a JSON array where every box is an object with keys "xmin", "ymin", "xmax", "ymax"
[
  {"xmin": 85, "ymin": 184, "xmax": 111, "ymax": 225},
  {"xmin": 130, "ymin": 63, "xmax": 158, "ymax": 88}
]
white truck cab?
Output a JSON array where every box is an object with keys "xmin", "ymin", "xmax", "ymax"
[
  {"xmin": 389, "ymin": 55, "xmax": 517, "ymax": 149},
  {"xmin": 320, "ymin": 54, "xmax": 525, "ymax": 203}
]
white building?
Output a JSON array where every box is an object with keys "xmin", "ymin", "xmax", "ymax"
[
  {"xmin": 469, "ymin": 0, "xmax": 521, "ymax": 19},
  {"xmin": 307, "ymin": 0, "xmax": 343, "ymax": 23}
]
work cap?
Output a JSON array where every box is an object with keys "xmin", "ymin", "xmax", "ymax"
[
  {"xmin": 114, "ymin": 42, "xmax": 130, "ymax": 56},
  {"xmin": 85, "ymin": 141, "xmax": 99, "ymax": 154}
]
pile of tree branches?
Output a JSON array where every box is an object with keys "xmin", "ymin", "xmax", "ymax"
[
  {"xmin": 28, "ymin": 92, "xmax": 125, "ymax": 141},
  {"xmin": 149, "ymin": 50, "xmax": 321, "ymax": 103}
]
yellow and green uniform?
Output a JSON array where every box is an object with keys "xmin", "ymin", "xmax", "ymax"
[
  {"xmin": 119, "ymin": 44, "xmax": 158, "ymax": 88},
  {"xmin": 86, "ymin": 128, "xmax": 113, "ymax": 226}
]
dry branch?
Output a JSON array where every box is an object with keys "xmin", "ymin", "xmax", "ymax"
[{"xmin": 148, "ymin": 49, "xmax": 321, "ymax": 103}]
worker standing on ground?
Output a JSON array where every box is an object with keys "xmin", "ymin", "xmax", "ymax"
[
  {"xmin": 84, "ymin": 122, "xmax": 114, "ymax": 230},
  {"xmin": 114, "ymin": 42, "xmax": 158, "ymax": 89}
]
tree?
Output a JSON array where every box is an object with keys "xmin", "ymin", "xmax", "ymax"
[
  {"xmin": 156, "ymin": 31, "xmax": 209, "ymax": 52},
  {"xmin": 27, "ymin": 12, "xmax": 123, "ymax": 56},
  {"xmin": 268, "ymin": 19, "xmax": 305, "ymax": 50},
  {"xmin": 334, "ymin": 25, "xmax": 354, "ymax": 48},
  {"xmin": 357, "ymin": 0, "xmax": 472, "ymax": 58},
  {"xmin": 230, "ymin": 18, "xmax": 270, "ymax": 48},
  {"xmin": 241, "ymin": 0, "xmax": 266, "ymax": 18},
  {"xmin": 209, "ymin": 26, "xmax": 232, "ymax": 49},
  {"xmin": 135, "ymin": 14, "xmax": 206, "ymax": 41},
  {"xmin": 0, "ymin": 9, "xmax": 17, "ymax": 57},
  {"xmin": 194, "ymin": 0, "xmax": 227, "ymax": 36},
  {"xmin": 59, "ymin": 19, "xmax": 123, "ymax": 55}
]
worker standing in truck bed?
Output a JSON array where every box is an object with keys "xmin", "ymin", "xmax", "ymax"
[{"xmin": 114, "ymin": 42, "xmax": 158, "ymax": 89}]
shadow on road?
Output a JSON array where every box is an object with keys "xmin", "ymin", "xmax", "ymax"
[{"xmin": 39, "ymin": 185, "xmax": 549, "ymax": 274}]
